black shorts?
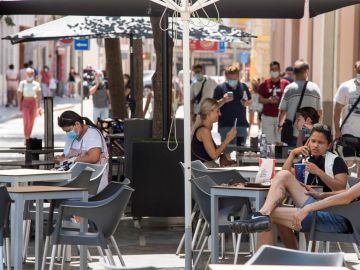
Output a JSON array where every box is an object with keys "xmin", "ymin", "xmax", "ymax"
[{"xmin": 341, "ymin": 134, "xmax": 360, "ymax": 159}]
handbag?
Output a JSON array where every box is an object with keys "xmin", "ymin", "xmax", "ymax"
[{"xmin": 281, "ymin": 81, "xmax": 308, "ymax": 145}]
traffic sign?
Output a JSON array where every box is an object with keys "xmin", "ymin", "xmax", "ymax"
[
  {"xmin": 217, "ymin": 42, "xmax": 225, "ymax": 53},
  {"xmin": 74, "ymin": 39, "xmax": 90, "ymax": 51},
  {"xmin": 239, "ymin": 52, "xmax": 249, "ymax": 64}
]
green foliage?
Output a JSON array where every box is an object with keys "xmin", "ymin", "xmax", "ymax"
[{"xmin": 0, "ymin": 15, "xmax": 15, "ymax": 26}]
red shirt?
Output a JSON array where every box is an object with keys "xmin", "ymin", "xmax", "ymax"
[{"xmin": 258, "ymin": 78, "xmax": 289, "ymax": 117}]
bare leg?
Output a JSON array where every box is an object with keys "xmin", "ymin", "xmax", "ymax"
[
  {"xmin": 357, "ymin": 160, "xmax": 360, "ymax": 178},
  {"xmin": 259, "ymin": 170, "xmax": 309, "ymax": 215},
  {"xmin": 277, "ymin": 224, "xmax": 298, "ymax": 249},
  {"xmin": 257, "ymin": 230, "xmax": 274, "ymax": 249}
]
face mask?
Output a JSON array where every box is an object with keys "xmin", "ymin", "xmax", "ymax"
[
  {"xmin": 99, "ymin": 76, "xmax": 104, "ymax": 82},
  {"xmin": 302, "ymin": 127, "xmax": 310, "ymax": 136},
  {"xmin": 356, "ymin": 73, "xmax": 360, "ymax": 83},
  {"xmin": 194, "ymin": 74, "xmax": 203, "ymax": 82},
  {"xmin": 27, "ymin": 77, "xmax": 33, "ymax": 82},
  {"xmin": 270, "ymin": 71, "xmax": 279, "ymax": 78},
  {"xmin": 227, "ymin": 80, "xmax": 238, "ymax": 88},
  {"xmin": 66, "ymin": 130, "xmax": 78, "ymax": 140}
]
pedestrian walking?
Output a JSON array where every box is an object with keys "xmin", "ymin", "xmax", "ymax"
[
  {"xmin": 89, "ymin": 70, "xmax": 110, "ymax": 123},
  {"xmin": 333, "ymin": 60, "xmax": 360, "ymax": 177},
  {"xmin": 5, "ymin": 64, "xmax": 19, "ymax": 107},
  {"xmin": 248, "ymin": 78, "xmax": 263, "ymax": 136},
  {"xmin": 278, "ymin": 59, "xmax": 323, "ymax": 146},
  {"xmin": 213, "ymin": 63, "xmax": 252, "ymax": 147},
  {"xmin": 17, "ymin": 68, "xmax": 41, "ymax": 143},
  {"xmin": 67, "ymin": 67, "xmax": 77, "ymax": 98},
  {"xmin": 258, "ymin": 61, "xmax": 289, "ymax": 144},
  {"xmin": 190, "ymin": 64, "xmax": 218, "ymax": 121},
  {"xmin": 40, "ymin": 65, "xmax": 52, "ymax": 97}
]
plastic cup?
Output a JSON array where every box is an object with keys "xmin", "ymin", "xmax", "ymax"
[{"xmin": 294, "ymin": 163, "xmax": 305, "ymax": 183}]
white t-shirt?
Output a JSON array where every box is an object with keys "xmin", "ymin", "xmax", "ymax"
[
  {"xmin": 190, "ymin": 76, "xmax": 218, "ymax": 114},
  {"xmin": 334, "ymin": 79, "xmax": 360, "ymax": 136},
  {"xmin": 17, "ymin": 80, "xmax": 41, "ymax": 97},
  {"xmin": 64, "ymin": 126, "xmax": 108, "ymax": 157}
]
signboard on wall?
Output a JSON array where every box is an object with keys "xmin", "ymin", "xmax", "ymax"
[
  {"xmin": 74, "ymin": 39, "xmax": 90, "ymax": 51},
  {"xmin": 190, "ymin": 40, "xmax": 218, "ymax": 51}
]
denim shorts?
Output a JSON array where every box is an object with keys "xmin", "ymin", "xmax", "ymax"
[{"xmin": 299, "ymin": 196, "xmax": 351, "ymax": 233}]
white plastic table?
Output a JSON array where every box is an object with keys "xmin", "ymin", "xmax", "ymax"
[
  {"xmin": 210, "ymin": 185, "xmax": 269, "ymax": 263},
  {"xmin": 8, "ymin": 186, "xmax": 88, "ymax": 270}
]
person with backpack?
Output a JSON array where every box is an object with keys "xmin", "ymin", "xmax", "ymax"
[
  {"xmin": 190, "ymin": 64, "xmax": 218, "ymax": 122},
  {"xmin": 333, "ymin": 60, "xmax": 360, "ymax": 177}
]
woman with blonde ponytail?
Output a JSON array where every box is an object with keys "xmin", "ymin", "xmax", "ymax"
[{"xmin": 191, "ymin": 98, "xmax": 237, "ymax": 167}]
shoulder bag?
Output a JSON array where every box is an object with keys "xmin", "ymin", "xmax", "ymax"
[{"xmin": 281, "ymin": 81, "xmax": 308, "ymax": 145}]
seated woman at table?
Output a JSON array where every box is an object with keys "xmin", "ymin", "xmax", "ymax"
[
  {"xmin": 55, "ymin": 110, "xmax": 109, "ymax": 192},
  {"xmin": 294, "ymin": 106, "xmax": 320, "ymax": 146},
  {"xmin": 231, "ymin": 123, "xmax": 349, "ymax": 249},
  {"xmin": 191, "ymin": 98, "xmax": 237, "ymax": 167}
]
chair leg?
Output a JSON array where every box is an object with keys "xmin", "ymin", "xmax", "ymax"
[
  {"xmin": 110, "ymin": 235, "xmax": 125, "ymax": 266},
  {"xmin": 250, "ymin": 233, "xmax": 256, "ymax": 255},
  {"xmin": 192, "ymin": 218, "xmax": 203, "ymax": 250},
  {"xmin": 49, "ymin": 244, "xmax": 58, "ymax": 270},
  {"xmin": 56, "ymin": 244, "xmax": 62, "ymax": 262},
  {"xmin": 104, "ymin": 248, "xmax": 116, "ymax": 266},
  {"xmin": 196, "ymin": 221, "xmax": 208, "ymax": 250},
  {"xmin": 220, "ymin": 233, "xmax": 225, "ymax": 259},
  {"xmin": 22, "ymin": 219, "xmax": 31, "ymax": 262},
  {"xmin": 352, "ymin": 243, "xmax": 360, "ymax": 260},
  {"xmin": 41, "ymin": 235, "xmax": 50, "ymax": 270},
  {"xmin": 0, "ymin": 245, "xmax": 3, "ymax": 270},
  {"xmin": 176, "ymin": 233, "xmax": 185, "ymax": 255},
  {"xmin": 233, "ymin": 233, "xmax": 242, "ymax": 264},
  {"xmin": 325, "ymin": 241, "xmax": 330, "ymax": 252},
  {"xmin": 61, "ymin": 245, "xmax": 66, "ymax": 270},
  {"xmin": 307, "ymin": 240, "xmax": 313, "ymax": 252},
  {"xmin": 193, "ymin": 235, "xmax": 208, "ymax": 270}
]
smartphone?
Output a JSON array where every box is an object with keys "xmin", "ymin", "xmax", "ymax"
[{"xmin": 233, "ymin": 118, "xmax": 238, "ymax": 128}]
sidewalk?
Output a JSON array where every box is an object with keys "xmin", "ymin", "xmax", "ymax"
[{"xmin": 0, "ymin": 95, "xmax": 80, "ymax": 124}]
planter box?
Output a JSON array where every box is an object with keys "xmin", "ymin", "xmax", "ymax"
[{"xmin": 131, "ymin": 140, "xmax": 184, "ymax": 217}]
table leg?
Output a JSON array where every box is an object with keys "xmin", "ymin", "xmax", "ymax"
[
  {"xmin": 210, "ymin": 194, "xmax": 219, "ymax": 264},
  {"xmin": 80, "ymin": 191, "xmax": 88, "ymax": 270},
  {"xmin": 35, "ymin": 199, "xmax": 44, "ymax": 270},
  {"xmin": 12, "ymin": 194, "xmax": 25, "ymax": 270}
]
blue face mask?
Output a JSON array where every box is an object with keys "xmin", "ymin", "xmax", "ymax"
[
  {"xmin": 66, "ymin": 130, "xmax": 78, "ymax": 140},
  {"xmin": 302, "ymin": 127, "xmax": 310, "ymax": 136},
  {"xmin": 99, "ymin": 76, "xmax": 104, "ymax": 82},
  {"xmin": 356, "ymin": 73, "xmax": 360, "ymax": 83},
  {"xmin": 194, "ymin": 74, "xmax": 203, "ymax": 82},
  {"xmin": 228, "ymin": 80, "xmax": 238, "ymax": 88}
]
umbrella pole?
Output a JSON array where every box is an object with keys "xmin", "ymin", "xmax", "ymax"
[
  {"xmin": 80, "ymin": 50, "xmax": 84, "ymax": 115},
  {"xmin": 181, "ymin": 8, "xmax": 193, "ymax": 270}
]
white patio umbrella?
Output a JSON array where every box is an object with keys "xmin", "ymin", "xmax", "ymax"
[{"xmin": 3, "ymin": 15, "xmax": 255, "ymax": 44}]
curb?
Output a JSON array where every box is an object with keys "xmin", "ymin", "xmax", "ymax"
[{"xmin": 0, "ymin": 103, "xmax": 76, "ymax": 124}]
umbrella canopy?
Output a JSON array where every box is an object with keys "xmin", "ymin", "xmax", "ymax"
[
  {"xmin": 3, "ymin": 16, "xmax": 255, "ymax": 44},
  {"xmin": 309, "ymin": 0, "xmax": 360, "ymax": 17},
  {"xmin": 0, "ymin": 0, "xmax": 305, "ymax": 18},
  {"xmin": 1, "ymin": 0, "xmax": 359, "ymax": 18}
]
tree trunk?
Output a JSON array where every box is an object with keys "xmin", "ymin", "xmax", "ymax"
[
  {"xmin": 133, "ymin": 39, "xmax": 144, "ymax": 118},
  {"xmin": 150, "ymin": 17, "xmax": 173, "ymax": 138},
  {"xmin": 105, "ymin": 38, "xmax": 126, "ymax": 119}
]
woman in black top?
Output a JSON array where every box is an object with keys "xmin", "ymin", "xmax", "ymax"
[{"xmin": 191, "ymin": 98, "xmax": 237, "ymax": 167}]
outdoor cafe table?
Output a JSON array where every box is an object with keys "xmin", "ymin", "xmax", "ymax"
[
  {"xmin": 0, "ymin": 168, "xmax": 71, "ymax": 187},
  {"xmin": 7, "ymin": 186, "xmax": 88, "ymax": 270},
  {"xmin": 209, "ymin": 264, "xmax": 348, "ymax": 270},
  {"xmin": 211, "ymin": 184, "xmax": 269, "ymax": 264},
  {"xmin": 210, "ymin": 184, "xmax": 324, "ymax": 263},
  {"xmin": 209, "ymin": 166, "xmax": 283, "ymax": 181},
  {"xmin": 0, "ymin": 169, "xmax": 71, "ymax": 269}
]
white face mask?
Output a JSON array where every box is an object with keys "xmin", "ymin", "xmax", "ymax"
[
  {"xmin": 27, "ymin": 76, "xmax": 34, "ymax": 82},
  {"xmin": 270, "ymin": 71, "xmax": 279, "ymax": 79}
]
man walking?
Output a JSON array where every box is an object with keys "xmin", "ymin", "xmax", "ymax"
[
  {"xmin": 190, "ymin": 64, "xmax": 218, "ymax": 120},
  {"xmin": 213, "ymin": 64, "xmax": 251, "ymax": 146},
  {"xmin": 258, "ymin": 61, "xmax": 289, "ymax": 144},
  {"xmin": 5, "ymin": 64, "xmax": 19, "ymax": 107},
  {"xmin": 333, "ymin": 60, "xmax": 360, "ymax": 177},
  {"xmin": 278, "ymin": 59, "xmax": 323, "ymax": 146},
  {"xmin": 90, "ymin": 70, "xmax": 110, "ymax": 123}
]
